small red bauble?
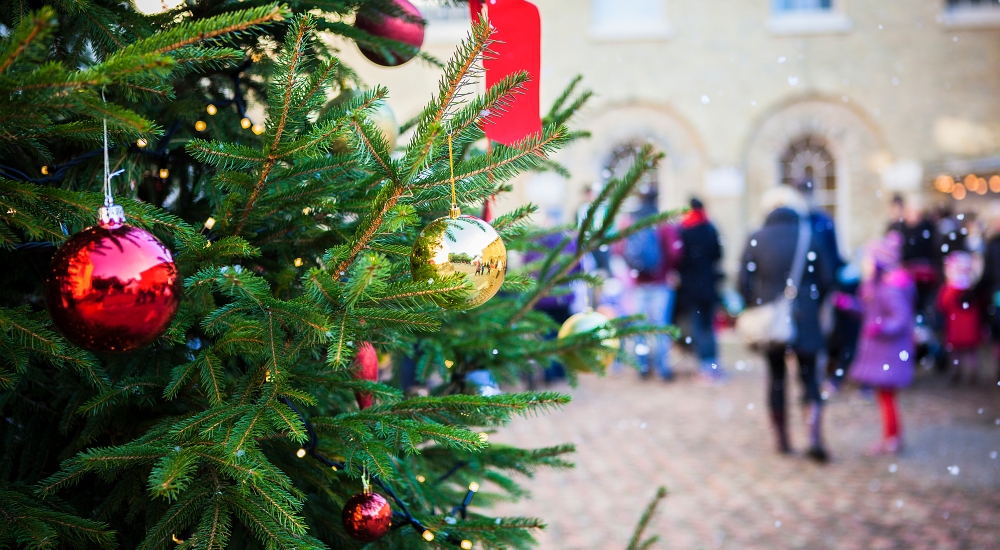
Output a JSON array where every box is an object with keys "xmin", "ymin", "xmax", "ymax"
[
  {"xmin": 353, "ymin": 342, "xmax": 379, "ymax": 410},
  {"xmin": 355, "ymin": 0, "xmax": 425, "ymax": 66},
  {"xmin": 342, "ymin": 492, "xmax": 392, "ymax": 542},
  {"xmin": 45, "ymin": 223, "xmax": 181, "ymax": 352}
]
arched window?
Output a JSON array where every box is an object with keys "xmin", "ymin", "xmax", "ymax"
[
  {"xmin": 780, "ymin": 136, "xmax": 837, "ymax": 217},
  {"xmin": 602, "ymin": 141, "xmax": 658, "ymax": 195}
]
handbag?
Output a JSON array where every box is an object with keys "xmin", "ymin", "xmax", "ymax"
[{"xmin": 736, "ymin": 218, "xmax": 812, "ymax": 348}]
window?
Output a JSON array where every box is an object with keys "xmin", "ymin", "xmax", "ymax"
[
  {"xmin": 602, "ymin": 141, "xmax": 658, "ymax": 195},
  {"xmin": 947, "ymin": 0, "xmax": 1000, "ymax": 7},
  {"xmin": 772, "ymin": 0, "xmax": 832, "ymax": 11},
  {"xmin": 590, "ymin": 0, "xmax": 674, "ymax": 42},
  {"xmin": 780, "ymin": 136, "xmax": 837, "ymax": 218},
  {"xmin": 943, "ymin": 0, "xmax": 1000, "ymax": 29},
  {"xmin": 767, "ymin": 0, "xmax": 852, "ymax": 35},
  {"xmin": 411, "ymin": 0, "xmax": 470, "ymax": 43},
  {"xmin": 412, "ymin": 0, "xmax": 470, "ymax": 24}
]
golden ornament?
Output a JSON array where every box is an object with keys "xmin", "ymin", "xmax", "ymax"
[
  {"xmin": 411, "ymin": 215, "xmax": 506, "ymax": 309},
  {"xmin": 557, "ymin": 309, "xmax": 620, "ymax": 373}
]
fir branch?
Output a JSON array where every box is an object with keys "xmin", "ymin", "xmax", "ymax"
[
  {"xmin": 231, "ymin": 14, "xmax": 314, "ymax": 236},
  {"xmin": 197, "ymin": 351, "xmax": 226, "ymax": 407},
  {"xmin": 123, "ymin": 4, "xmax": 288, "ymax": 57},
  {"xmin": 148, "ymin": 450, "xmax": 199, "ymax": 502},
  {"xmin": 137, "ymin": 487, "xmax": 211, "ymax": 550},
  {"xmin": 195, "ymin": 497, "xmax": 232, "ymax": 550},
  {"xmin": 0, "ymin": 8, "xmax": 55, "ymax": 75},
  {"xmin": 626, "ymin": 487, "xmax": 668, "ymax": 550},
  {"xmin": 404, "ymin": 17, "xmax": 493, "ymax": 175}
]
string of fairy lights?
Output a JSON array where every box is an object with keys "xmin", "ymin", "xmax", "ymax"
[
  {"xmin": 3, "ymin": 61, "xmax": 265, "ymax": 198},
  {"xmin": 13, "ymin": 49, "xmax": 492, "ymax": 546},
  {"xmin": 280, "ymin": 398, "xmax": 480, "ymax": 548}
]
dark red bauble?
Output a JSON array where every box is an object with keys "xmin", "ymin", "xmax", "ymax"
[
  {"xmin": 355, "ymin": 0, "xmax": 425, "ymax": 66},
  {"xmin": 45, "ymin": 223, "xmax": 181, "ymax": 353},
  {"xmin": 342, "ymin": 492, "xmax": 392, "ymax": 542},
  {"xmin": 352, "ymin": 342, "xmax": 379, "ymax": 410}
]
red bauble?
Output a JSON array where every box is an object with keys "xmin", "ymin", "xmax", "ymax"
[
  {"xmin": 45, "ymin": 223, "xmax": 181, "ymax": 352},
  {"xmin": 342, "ymin": 492, "xmax": 392, "ymax": 542},
  {"xmin": 354, "ymin": 0, "xmax": 424, "ymax": 66},
  {"xmin": 353, "ymin": 342, "xmax": 379, "ymax": 410}
]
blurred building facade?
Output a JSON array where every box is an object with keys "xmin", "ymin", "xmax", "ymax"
[{"xmin": 336, "ymin": 0, "xmax": 1000, "ymax": 272}]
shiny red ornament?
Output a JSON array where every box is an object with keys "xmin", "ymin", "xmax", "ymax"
[
  {"xmin": 353, "ymin": 342, "xmax": 379, "ymax": 410},
  {"xmin": 355, "ymin": 0, "xmax": 425, "ymax": 66},
  {"xmin": 342, "ymin": 492, "xmax": 392, "ymax": 542},
  {"xmin": 45, "ymin": 223, "xmax": 181, "ymax": 353}
]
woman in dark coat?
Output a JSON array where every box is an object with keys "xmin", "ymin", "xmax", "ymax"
[{"xmin": 738, "ymin": 187, "xmax": 837, "ymax": 461}]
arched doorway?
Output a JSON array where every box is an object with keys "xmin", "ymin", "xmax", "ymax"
[{"xmin": 744, "ymin": 99, "xmax": 888, "ymax": 255}]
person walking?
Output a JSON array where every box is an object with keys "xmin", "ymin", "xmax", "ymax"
[
  {"xmin": 793, "ymin": 178, "xmax": 848, "ymax": 388},
  {"xmin": 622, "ymin": 192, "xmax": 680, "ymax": 380},
  {"xmin": 738, "ymin": 187, "xmax": 837, "ymax": 461},
  {"xmin": 676, "ymin": 197, "xmax": 726, "ymax": 383}
]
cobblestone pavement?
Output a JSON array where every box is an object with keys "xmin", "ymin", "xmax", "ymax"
[{"xmin": 492, "ymin": 338, "xmax": 1000, "ymax": 549}]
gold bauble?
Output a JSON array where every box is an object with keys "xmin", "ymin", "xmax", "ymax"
[
  {"xmin": 325, "ymin": 88, "xmax": 398, "ymax": 153},
  {"xmin": 410, "ymin": 215, "xmax": 506, "ymax": 309},
  {"xmin": 557, "ymin": 309, "xmax": 620, "ymax": 373}
]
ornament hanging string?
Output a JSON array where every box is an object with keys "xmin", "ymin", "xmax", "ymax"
[
  {"xmin": 99, "ymin": 90, "xmax": 125, "ymax": 227},
  {"xmin": 448, "ymin": 132, "xmax": 459, "ymax": 219},
  {"xmin": 102, "ymin": 112, "xmax": 111, "ymax": 208}
]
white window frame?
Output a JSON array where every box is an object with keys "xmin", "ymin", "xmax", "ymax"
[
  {"xmin": 942, "ymin": 0, "xmax": 1000, "ymax": 30},
  {"xmin": 767, "ymin": 0, "xmax": 853, "ymax": 36},
  {"xmin": 589, "ymin": 0, "xmax": 675, "ymax": 42},
  {"xmin": 411, "ymin": 0, "xmax": 470, "ymax": 44}
]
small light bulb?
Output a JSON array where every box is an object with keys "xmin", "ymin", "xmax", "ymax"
[
  {"xmin": 422, "ymin": 530, "xmax": 435, "ymax": 542},
  {"xmin": 461, "ymin": 541, "xmax": 473, "ymax": 550},
  {"xmin": 137, "ymin": 138, "xmax": 148, "ymax": 148},
  {"xmin": 159, "ymin": 168, "xmax": 169, "ymax": 179},
  {"xmin": 331, "ymin": 465, "xmax": 338, "ymax": 471},
  {"xmin": 195, "ymin": 120, "xmax": 207, "ymax": 132},
  {"xmin": 479, "ymin": 432, "xmax": 488, "ymax": 443},
  {"xmin": 40, "ymin": 165, "xmax": 49, "ymax": 175},
  {"xmin": 241, "ymin": 117, "xmax": 252, "ymax": 129},
  {"xmin": 416, "ymin": 475, "xmax": 426, "ymax": 483},
  {"xmin": 444, "ymin": 360, "xmax": 454, "ymax": 368},
  {"xmin": 251, "ymin": 123, "xmax": 264, "ymax": 135},
  {"xmin": 302, "ymin": 207, "xmax": 312, "ymax": 215},
  {"xmin": 296, "ymin": 448, "xmax": 306, "ymax": 458},
  {"xmin": 293, "ymin": 257, "xmax": 304, "ymax": 267},
  {"xmin": 204, "ymin": 217, "xmax": 216, "ymax": 230},
  {"xmin": 468, "ymin": 482, "xmax": 480, "ymax": 492},
  {"xmin": 206, "ymin": 104, "xmax": 218, "ymax": 115}
]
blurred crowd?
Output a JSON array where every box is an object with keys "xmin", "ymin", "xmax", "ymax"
[{"xmin": 542, "ymin": 179, "xmax": 1000, "ymax": 462}]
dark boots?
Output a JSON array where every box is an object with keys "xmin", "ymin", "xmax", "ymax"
[
  {"xmin": 770, "ymin": 408, "xmax": 792, "ymax": 454},
  {"xmin": 805, "ymin": 402, "xmax": 829, "ymax": 463}
]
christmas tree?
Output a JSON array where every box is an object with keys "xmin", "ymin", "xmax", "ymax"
[{"xmin": 0, "ymin": 2, "xmax": 670, "ymax": 548}]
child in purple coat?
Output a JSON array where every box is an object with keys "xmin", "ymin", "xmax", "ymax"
[{"xmin": 837, "ymin": 232, "xmax": 916, "ymax": 455}]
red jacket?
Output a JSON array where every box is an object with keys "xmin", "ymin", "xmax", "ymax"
[{"xmin": 937, "ymin": 284, "xmax": 983, "ymax": 349}]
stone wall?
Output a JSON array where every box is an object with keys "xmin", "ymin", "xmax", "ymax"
[{"xmin": 336, "ymin": 0, "xmax": 1000, "ymax": 275}]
